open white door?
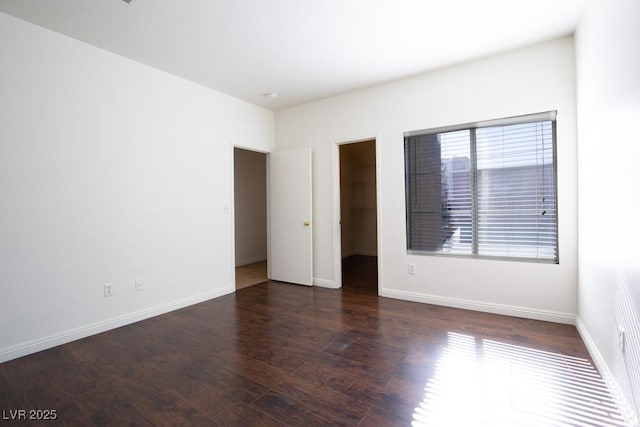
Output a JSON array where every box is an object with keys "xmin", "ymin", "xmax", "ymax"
[{"xmin": 268, "ymin": 147, "xmax": 313, "ymax": 286}]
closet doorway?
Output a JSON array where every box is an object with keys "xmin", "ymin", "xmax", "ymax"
[{"xmin": 339, "ymin": 140, "xmax": 378, "ymax": 292}]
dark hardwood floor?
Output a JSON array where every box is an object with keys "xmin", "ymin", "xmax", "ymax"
[{"xmin": 0, "ymin": 256, "xmax": 626, "ymax": 426}]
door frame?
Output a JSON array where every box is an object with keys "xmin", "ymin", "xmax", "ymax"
[{"xmin": 331, "ymin": 135, "xmax": 383, "ymax": 291}]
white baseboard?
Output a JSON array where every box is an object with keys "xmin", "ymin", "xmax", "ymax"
[
  {"xmin": 235, "ymin": 255, "xmax": 267, "ymax": 267},
  {"xmin": 353, "ymin": 250, "xmax": 378, "ymax": 257},
  {"xmin": 341, "ymin": 251, "xmax": 377, "ymax": 259},
  {"xmin": 576, "ymin": 317, "xmax": 640, "ymax": 427},
  {"xmin": 0, "ymin": 285, "xmax": 234, "ymax": 364},
  {"xmin": 314, "ymin": 278, "xmax": 338, "ymax": 289},
  {"xmin": 380, "ymin": 288, "xmax": 576, "ymax": 324}
]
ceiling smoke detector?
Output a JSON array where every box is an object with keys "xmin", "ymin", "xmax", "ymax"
[{"xmin": 263, "ymin": 91, "xmax": 278, "ymax": 99}]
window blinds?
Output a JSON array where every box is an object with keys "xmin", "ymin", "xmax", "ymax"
[{"xmin": 405, "ymin": 112, "xmax": 558, "ymax": 263}]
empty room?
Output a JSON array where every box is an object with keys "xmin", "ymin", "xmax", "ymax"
[{"xmin": 1, "ymin": 0, "xmax": 638, "ymax": 425}]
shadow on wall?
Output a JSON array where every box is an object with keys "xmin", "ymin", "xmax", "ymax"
[{"xmin": 340, "ymin": 140, "xmax": 377, "ymax": 259}]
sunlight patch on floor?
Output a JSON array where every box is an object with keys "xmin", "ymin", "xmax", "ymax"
[{"xmin": 412, "ymin": 332, "xmax": 626, "ymax": 427}]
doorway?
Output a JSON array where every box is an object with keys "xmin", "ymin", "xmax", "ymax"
[
  {"xmin": 234, "ymin": 147, "xmax": 267, "ymax": 290},
  {"xmin": 339, "ymin": 140, "xmax": 378, "ymax": 292}
]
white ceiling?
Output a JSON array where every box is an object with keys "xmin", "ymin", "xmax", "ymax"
[{"xmin": 0, "ymin": 0, "xmax": 586, "ymax": 111}]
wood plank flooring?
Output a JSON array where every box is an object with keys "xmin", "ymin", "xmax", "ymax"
[
  {"xmin": 0, "ymin": 256, "xmax": 626, "ymax": 426},
  {"xmin": 236, "ymin": 261, "xmax": 268, "ymax": 290}
]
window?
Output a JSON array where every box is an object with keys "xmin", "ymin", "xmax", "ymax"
[{"xmin": 405, "ymin": 111, "xmax": 558, "ymax": 263}]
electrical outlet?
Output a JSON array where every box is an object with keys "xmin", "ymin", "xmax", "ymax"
[
  {"xmin": 617, "ymin": 326, "xmax": 626, "ymax": 353},
  {"xmin": 104, "ymin": 283, "xmax": 113, "ymax": 297},
  {"xmin": 408, "ymin": 264, "xmax": 416, "ymax": 275},
  {"xmin": 135, "ymin": 280, "xmax": 143, "ymax": 291}
]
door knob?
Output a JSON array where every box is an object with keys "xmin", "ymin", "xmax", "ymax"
[{"xmin": 304, "ymin": 221, "xmax": 310, "ymax": 226}]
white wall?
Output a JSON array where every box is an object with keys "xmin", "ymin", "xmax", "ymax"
[
  {"xmin": 234, "ymin": 148, "xmax": 267, "ymax": 266},
  {"xmin": 0, "ymin": 12, "xmax": 274, "ymax": 362},
  {"xmin": 340, "ymin": 146, "xmax": 355, "ymax": 257},
  {"xmin": 276, "ymin": 37, "xmax": 578, "ymax": 323},
  {"xmin": 575, "ymin": 0, "xmax": 640, "ymax": 421}
]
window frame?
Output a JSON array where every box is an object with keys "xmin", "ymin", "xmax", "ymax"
[{"xmin": 404, "ymin": 111, "xmax": 559, "ymax": 264}]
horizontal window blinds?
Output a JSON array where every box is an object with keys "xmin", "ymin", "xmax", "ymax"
[
  {"xmin": 405, "ymin": 112, "xmax": 558, "ymax": 263},
  {"xmin": 406, "ymin": 130, "xmax": 472, "ymax": 255},
  {"xmin": 476, "ymin": 121, "xmax": 556, "ymax": 260}
]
